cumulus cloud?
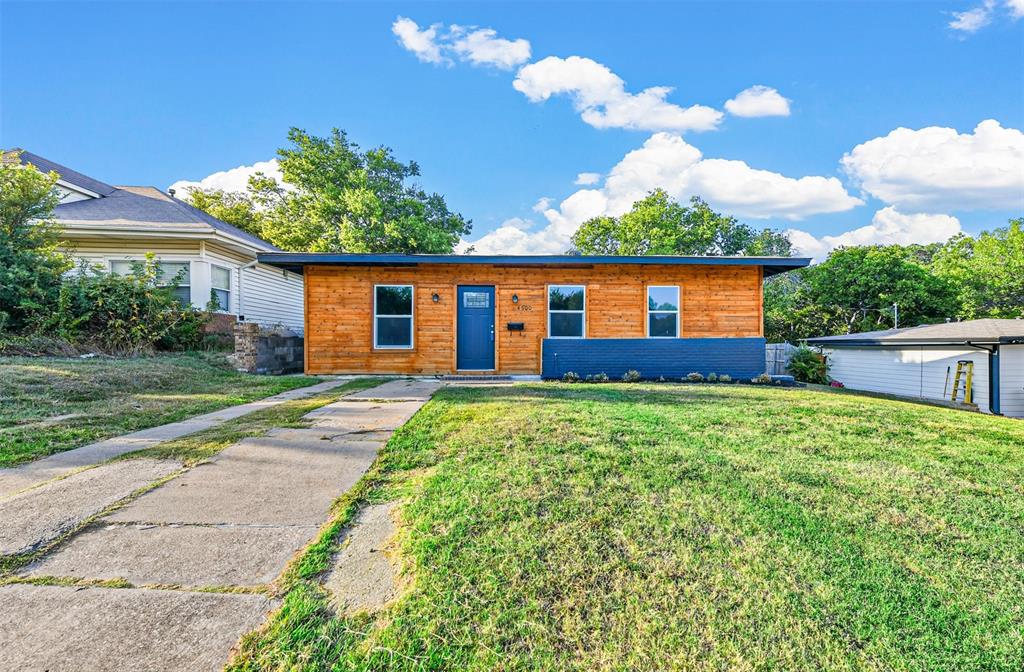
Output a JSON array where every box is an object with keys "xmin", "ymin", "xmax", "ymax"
[
  {"xmin": 513, "ymin": 56, "xmax": 723, "ymax": 132},
  {"xmin": 392, "ymin": 17, "xmax": 448, "ymax": 65},
  {"xmin": 574, "ymin": 172, "xmax": 601, "ymax": 185},
  {"xmin": 841, "ymin": 119, "xmax": 1024, "ymax": 211},
  {"xmin": 724, "ymin": 85, "xmax": 791, "ymax": 117},
  {"xmin": 460, "ymin": 133, "xmax": 862, "ymax": 254},
  {"xmin": 393, "ymin": 17, "xmax": 528, "ymax": 68},
  {"xmin": 532, "ymin": 197, "xmax": 553, "ymax": 212},
  {"xmin": 450, "ymin": 26, "xmax": 530, "ymax": 69},
  {"xmin": 1008, "ymin": 0, "xmax": 1024, "ymax": 17},
  {"xmin": 949, "ymin": 1, "xmax": 996, "ymax": 33},
  {"xmin": 169, "ymin": 159, "xmax": 282, "ymax": 196},
  {"xmin": 788, "ymin": 207, "xmax": 962, "ymax": 260}
]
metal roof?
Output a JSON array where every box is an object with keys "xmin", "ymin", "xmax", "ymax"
[
  {"xmin": 257, "ymin": 253, "xmax": 811, "ymax": 277},
  {"xmin": 806, "ymin": 319, "xmax": 1024, "ymax": 346}
]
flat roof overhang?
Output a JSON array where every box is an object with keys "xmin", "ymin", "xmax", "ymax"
[
  {"xmin": 807, "ymin": 337, "xmax": 1024, "ymax": 347},
  {"xmin": 256, "ymin": 253, "xmax": 811, "ymax": 277}
]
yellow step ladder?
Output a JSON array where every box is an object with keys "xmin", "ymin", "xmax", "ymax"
[{"xmin": 950, "ymin": 360, "xmax": 974, "ymax": 404}]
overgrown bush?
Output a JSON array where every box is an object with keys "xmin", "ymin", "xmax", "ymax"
[
  {"xmin": 686, "ymin": 372, "xmax": 704, "ymax": 382},
  {"xmin": 622, "ymin": 369, "xmax": 641, "ymax": 383},
  {"xmin": 562, "ymin": 371, "xmax": 581, "ymax": 383},
  {"xmin": 787, "ymin": 345, "xmax": 830, "ymax": 384},
  {"xmin": 46, "ymin": 257, "xmax": 209, "ymax": 356},
  {"xmin": 707, "ymin": 372, "xmax": 718, "ymax": 383},
  {"xmin": 750, "ymin": 373, "xmax": 773, "ymax": 385},
  {"xmin": 719, "ymin": 374, "xmax": 732, "ymax": 383},
  {"xmin": 585, "ymin": 373, "xmax": 610, "ymax": 383}
]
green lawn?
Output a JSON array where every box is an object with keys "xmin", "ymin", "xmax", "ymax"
[
  {"xmin": 0, "ymin": 353, "xmax": 318, "ymax": 467},
  {"xmin": 234, "ymin": 382, "xmax": 1024, "ymax": 672}
]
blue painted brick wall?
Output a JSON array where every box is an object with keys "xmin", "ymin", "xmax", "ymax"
[{"xmin": 541, "ymin": 337, "xmax": 766, "ymax": 380}]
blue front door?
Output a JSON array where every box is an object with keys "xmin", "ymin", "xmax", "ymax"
[{"xmin": 457, "ymin": 285, "xmax": 495, "ymax": 370}]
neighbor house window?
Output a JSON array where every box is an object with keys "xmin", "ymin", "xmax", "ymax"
[
  {"xmin": 110, "ymin": 259, "xmax": 191, "ymax": 305},
  {"xmin": 211, "ymin": 265, "xmax": 231, "ymax": 312},
  {"xmin": 548, "ymin": 285, "xmax": 585, "ymax": 338},
  {"xmin": 647, "ymin": 285, "xmax": 679, "ymax": 337},
  {"xmin": 374, "ymin": 285, "xmax": 414, "ymax": 349}
]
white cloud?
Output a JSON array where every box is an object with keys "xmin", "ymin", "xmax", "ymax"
[
  {"xmin": 788, "ymin": 207, "xmax": 962, "ymax": 260},
  {"xmin": 392, "ymin": 16, "xmax": 449, "ymax": 65},
  {"xmin": 724, "ymin": 85, "xmax": 791, "ymax": 118},
  {"xmin": 574, "ymin": 172, "xmax": 601, "ymax": 185},
  {"xmin": 512, "ymin": 56, "xmax": 723, "ymax": 132},
  {"xmin": 1008, "ymin": 0, "xmax": 1024, "ymax": 18},
  {"xmin": 169, "ymin": 159, "xmax": 282, "ymax": 196},
  {"xmin": 841, "ymin": 119, "xmax": 1024, "ymax": 211},
  {"xmin": 461, "ymin": 132, "xmax": 862, "ymax": 254},
  {"xmin": 949, "ymin": 1, "xmax": 995, "ymax": 33},
  {"xmin": 532, "ymin": 197, "xmax": 553, "ymax": 212},
  {"xmin": 450, "ymin": 26, "xmax": 530, "ymax": 69}
]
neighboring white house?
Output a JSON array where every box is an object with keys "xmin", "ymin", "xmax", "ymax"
[
  {"xmin": 14, "ymin": 150, "xmax": 304, "ymax": 332},
  {"xmin": 807, "ymin": 319, "xmax": 1024, "ymax": 418}
]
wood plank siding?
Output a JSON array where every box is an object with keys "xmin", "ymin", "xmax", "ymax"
[{"xmin": 304, "ymin": 263, "xmax": 764, "ymax": 375}]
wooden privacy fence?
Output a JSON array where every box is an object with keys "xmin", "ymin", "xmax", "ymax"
[{"xmin": 765, "ymin": 342, "xmax": 797, "ymax": 376}]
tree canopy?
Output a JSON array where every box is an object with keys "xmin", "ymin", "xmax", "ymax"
[
  {"xmin": 184, "ymin": 128, "xmax": 471, "ymax": 254},
  {"xmin": 570, "ymin": 190, "xmax": 792, "ymax": 256}
]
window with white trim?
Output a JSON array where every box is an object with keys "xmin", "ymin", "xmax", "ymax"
[
  {"xmin": 110, "ymin": 259, "xmax": 191, "ymax": 305},
  {"xmin": 374, "ymin": 285, "xmax": 414, "ymax": 349},
  {"xmin": 548, "ymin": 285, "xmax": 585, "ymax": 338},
  {"xmin": 647, "ymin": 285, "xmax": 679, "ymax": 337},
  {"xmin": 211, "ymin": 265, "xmax": 231, "ymax": 312}
]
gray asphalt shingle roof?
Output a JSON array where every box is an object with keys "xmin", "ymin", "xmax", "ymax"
[
  {"xmin": 807, "ymin": 319, "xmax": 1024, "ymax": 346},
  {"xmin": 10, "ymin": 150, "xmax": 279, "ymax": 252}
]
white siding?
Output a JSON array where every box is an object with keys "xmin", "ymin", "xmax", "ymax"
[
  {"xmin": 824, "ymin": 346, "xmax": 992, "ymax": 413},
  {"xmin": 240, "ymin": 263, "xmax": 304, "ymax": 333},
  {"xmin": 59, "ymin": 236, "xmax": 305, "ymax": 331},
  {"xmin": 1000, "ymin": 345, "xmax": 1024, "ymax": 418}
]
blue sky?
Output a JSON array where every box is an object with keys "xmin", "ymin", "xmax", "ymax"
[{"xmin": 2, "ymin": 1, "xmax": 1022, "ymax": 257}]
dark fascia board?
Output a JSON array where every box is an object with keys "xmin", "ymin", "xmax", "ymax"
[{"xmin": 257, "ymin": 253, "xmax": 811, "ymax": 277}]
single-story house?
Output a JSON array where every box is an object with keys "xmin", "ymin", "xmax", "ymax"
[
  {"xmin": 257, "ymin": 253, "xmax": 810, "ymax": 378},
  {"xmin": 807, "ymin": 319, "xmax": 1024, "ymax": 418},
  {"xmin": 11, "ymin": 150, "xmax": 304, "ymax": 332}
]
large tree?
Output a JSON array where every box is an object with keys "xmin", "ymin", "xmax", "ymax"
[
  {"xmin": 570, "ymin": 190, "xmax": 792, "ymax": 256},
  {"xmin": 764, "ymin": 245, "xmax": 960, "ymax": 342},
  {"xmin": 184, "ymin": 128, "xmax": 471, "ymax": 253},
  {"xmin": 0, "ymin": 153, "xmax": 69, "ymax": 332},
  {"xmin": 931, "ymin": 218, "xmax": 1023, "ymax": 319}
]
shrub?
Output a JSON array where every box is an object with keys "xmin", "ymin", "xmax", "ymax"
[
  {"xmin": 830, "ymin": 380, "xmax": 845, "ymax": 388},
  {"xmin": 707, "ymin": 372, "xmax": 718, "ymax": 383},
  {"xmin": 585, "ymin": 373, "xmax": 610, "ymax": 383},
  {"xmin": 622, "ymin": 369, "xmax": 641, "ymax": 383},
  {"xmin": 46, "ymin": 256, "xmax": 209, "ymax": 356},
  {"xmin": 787, "ymin": 345, "xmax": 830, "ymax": 384},
  {"xmin": 686, "ymin": 372, "xmax": 704, "ymax": 382},
  {"xmin": 657, "ymin": 376, "xmax": 667, "ymax": 383},
  {"xmin": 719, "ymin": 374, "xmax": 732, "ymax": 383},
  {"xmin": 750, "ymin": 373, "xmax": 773, "ymax": 385},
  {"xmin": 562, "ymin": 371, "xmax": 581, "ymax": 383}
]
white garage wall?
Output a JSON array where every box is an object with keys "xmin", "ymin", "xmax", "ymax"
[
  {"xmin": 1000, "ymin": 345, "xmax": 1024, "ymax": 418},
  {"xmin": 824, "ymin": 346, "xmax": 992, "ymax": 414}
]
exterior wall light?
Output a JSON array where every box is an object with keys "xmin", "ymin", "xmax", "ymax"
[
  {"xmin": 512, "ymin": 294, "xmax": 519, "ymax": 304},
  {"xmin": 431, "ymin": 292, "xmax": 440, "ymax": 303}
]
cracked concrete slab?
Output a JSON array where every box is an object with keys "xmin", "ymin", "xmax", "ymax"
[
  {"xmin": 344, "ymin": 378, "xmax": 441, "ymax": 402},
  {"xmin": 0, "ymin": 377, "xmax": 349, "ymax": 498},
  {"xmin": 107, "ymin": 436, "xmax": 382, "ymax": 525},
  {"xmin": 304, "ymin": 399, "xmax": 426, "ymax": 431},
  {"xmin": 0, "ymin": 583, "xmax": 274, "ymax": 672},
  {"xmin": 325, "ymin": 502, "xmax": 400, "ymax": 615},
  {"xmin": 25, "ymin": 523, "xmax": 318, "ymax": 586},
  {"xmin": 0, "ymin": 458, "xmax": 180, "ymax": 556}
]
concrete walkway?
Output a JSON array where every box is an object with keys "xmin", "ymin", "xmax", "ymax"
[
  {"xmin": 0, "ymin": 377, "xmax": 350, "ymax": 498},
  {"xmin": 1, "ymin": 377, "xmax": 439, "ymax": 672}
]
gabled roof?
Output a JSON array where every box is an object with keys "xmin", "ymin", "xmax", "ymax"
[
  {"xmin": 806, "ymin": 319, "xmax": 1024, "ymax": 346},
  {"xmin": 257, "ymin": 253, "xmax": 810, "ymax": 277},
  {"xmin": 9, "ymin": 150, "xmax": 279, "ymax": 252},
  {"xmin": 9, "ymin": 149, "xmax": 117, "ymax": 197}
]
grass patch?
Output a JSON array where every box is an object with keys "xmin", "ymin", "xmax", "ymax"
[
  {"xmin": 0, "ymin": 352, "xmax": 320, "ymax": 467},
  {"xmin": 231, "ymin": 382, "xmax": 1024, "ymax": 671}
]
